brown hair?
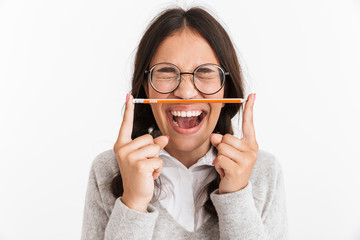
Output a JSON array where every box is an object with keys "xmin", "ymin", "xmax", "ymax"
[{"xmin": 111, "ymin": 7, "xmax": 245, "ymax": 218}]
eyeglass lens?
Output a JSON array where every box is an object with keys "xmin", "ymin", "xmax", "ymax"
[{"xmin": 150, "ymin": 63, "xmax": 224, "ymax": 94}]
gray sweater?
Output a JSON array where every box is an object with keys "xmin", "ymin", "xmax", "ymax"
[{"xmin": 81, "ymin": 149, "xmax": 289, "ymax": 239}]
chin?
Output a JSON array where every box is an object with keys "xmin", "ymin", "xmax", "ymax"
[{"xmin": 166, "ymin": 136, "xmax": 211, "ymax": 152}]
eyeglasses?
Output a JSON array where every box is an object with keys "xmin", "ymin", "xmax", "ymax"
[{"xmin": 145, "ymin": 63, "xmax": 229, "ymax": 95}]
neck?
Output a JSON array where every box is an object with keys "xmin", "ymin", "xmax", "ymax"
[{"xmin": 164, "ymin": 140, "xmax": 211, "ymax": 168}]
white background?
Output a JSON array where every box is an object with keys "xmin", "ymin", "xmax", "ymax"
[{"xmin": 0, "ymin": 0, "xmax": 359, "ymax": 239}]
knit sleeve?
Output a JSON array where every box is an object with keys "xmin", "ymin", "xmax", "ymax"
[
  {"xmin": 81, "ymin": 160, "xmax": 159, "ymax": 240},
  {"xmin": 209, "ymin": 160, "xmax": 289, "ymax": 240},
  {"xmin": 104, "ymin": 198, "xmax": 159, "ymax": 239}
]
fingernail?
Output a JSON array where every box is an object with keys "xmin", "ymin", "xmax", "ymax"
[
  {"xmin": 253, "ymin": 93, "xmax": 256, "ymax": 102},
  {"xmin": 212, "ymin": 157, "xmax": 216, "ymax": 165},
  {"xmin": 126, "ymin": 93, "xmax": 130, "ymax": 103}
]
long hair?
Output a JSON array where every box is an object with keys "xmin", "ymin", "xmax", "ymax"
[{"xmin": 111, "ymin": 7, "xmax": 245, "ymax": 218}]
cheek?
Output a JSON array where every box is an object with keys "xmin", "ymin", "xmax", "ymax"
[
  {"xmin": 211, "ymin": 90, "xmax": 224, "ymax": 110},
  {"xmin": 150, "ymin": 104, "xmax": 167, "ymax": 133},
  {"xmin": 214, "ymin": 106, "xmax": 223, "ymax": 119},
  {"xmin": 148, "ymin": 85, "xmax": 164, "ymax": 99},
  {"xmin": 208, "ymin": 104, "xmax": 223, "ymax": 124},
  {"xmin": 147, "ymin": 83, "xmax": 171, "ymax": 129},
  {"xmin": 150, "ymin": 103, "xmax": 164, "ymax": 120},
  {"xmin": 208, "ymin": 90, "xmax": 224, "ymax": 124}
]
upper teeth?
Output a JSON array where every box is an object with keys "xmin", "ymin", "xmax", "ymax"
[{"xmin": 171, "ymin": 110, "xmax": 202, "ymax": 117}]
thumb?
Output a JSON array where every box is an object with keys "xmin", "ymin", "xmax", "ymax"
[
  {"xmin": 153, "ymin": 135, "xmax": 170, "ymax": 149},
  {"xmin": 210, "ymin": 133, "xmax": 223, "ymax": 148}
]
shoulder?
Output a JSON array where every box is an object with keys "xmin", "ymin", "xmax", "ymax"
[
  {"xmin": 85, "ymin": 149, "xmax": 119, "ymax": 217},
  {"xmin": 90, "ymin": 149, "xmax": 119, "ymax": 185},
  {"xmin": 253, "ymin": 149, "xmax": 283, "ymax": 177},
  {"xmin": 250, "ymin": 149, "xmax": 284, "ymax": 193},
  {"xmin": 249, "ymin": 149, "xmax": 288, "ymax": 223}
]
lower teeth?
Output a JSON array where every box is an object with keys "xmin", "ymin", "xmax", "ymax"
[{"xmin": 172, "ymin": 118, "xmax": 200, "ymax": 127}]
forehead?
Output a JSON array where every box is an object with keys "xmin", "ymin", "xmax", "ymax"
[{"xmin": 150, "ymin": 28, "xmax": 220, "ymax": 71}]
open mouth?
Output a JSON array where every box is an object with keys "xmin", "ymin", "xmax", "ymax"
[{"xmin": 168, "ymin": 110, "xmax": 207, "ymax": 129}]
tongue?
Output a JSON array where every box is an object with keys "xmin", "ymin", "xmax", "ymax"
[{"xmin": 174, "ymin": 116, "xmax": 198, "ymax": 129}]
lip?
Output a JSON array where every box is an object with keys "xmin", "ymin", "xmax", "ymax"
[{"xmin": 165, "ymin": 105, "xmax": 208, "ymax": 135}]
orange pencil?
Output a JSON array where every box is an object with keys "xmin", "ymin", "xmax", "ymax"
[{"xmin": 132, "ymin": 98, "xmax": 247, "ymax": 104}]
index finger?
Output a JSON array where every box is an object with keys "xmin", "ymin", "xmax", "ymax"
[
  {"xmin": 242, "ymin": 93, "xmax": 256, "ymax": 143},
  {"xmin": 117, "ymin": 94, "xmax": 135, "ymax": 146}
]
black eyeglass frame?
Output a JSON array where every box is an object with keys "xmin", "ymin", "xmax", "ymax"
[{"xmin": 144, "ymin": 62, "xmax": 229, "ymax": 95}]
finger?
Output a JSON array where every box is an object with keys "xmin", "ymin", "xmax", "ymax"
[
  {"xmin": 128, "ymin": 144, "xmax": 162, "ymax": 162},
  {"xmin": 242, "ymin": 93, "xmax": 256, "ymax": 143},
  {"xmin": 213, "ymin": 155, "xmax": 237, "ymax": 178},
  {"xmin": 216, "ymin": 142, "xmax": 248, "ymax": 164},
  {"xmin": 210, "ymin": 133, "xmax": 223, "ymax": 148},
  {"xmin": 153, "ymin": 135, "xmax": 170, "ymax": 150},
  {"xmin": 118, "ymin": 94, "xmax": 135, "ymax": 146},
  {"xmin": 120, "ymin": 134, "xmax": 155, "ymax": 157},
  {"xmin": 119, "ymin": 135, "xmax": 170, "ymax": 161},
  {"xmin": 221, "ymin": 134, "xmax": 248, "ymax": 152},
  {"xmin": 213, "ymin": 157, "xmax": 224, "ymax": 179},
  {"xmin": 152, "ymin": 157, "xmax": 163, "ymax": 180},
  {"xmin": 136, "ymin": 157, "xmax": 163, "ymax": 179}
]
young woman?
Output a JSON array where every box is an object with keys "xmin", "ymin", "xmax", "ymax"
[{"xmin": 81, "ymin": 7, "xmax": 288, "ymax": 240}]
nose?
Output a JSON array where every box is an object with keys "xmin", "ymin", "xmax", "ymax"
[{"xmin": 173, "ymin": 74, "xmax": 199, "ymax": 99}]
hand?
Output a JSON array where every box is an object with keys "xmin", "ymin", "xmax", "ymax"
[
  {"xmin": 210, "ymin": 93, "xmax": 259, "ymax": 194},
  {"xmin": 113, "ymin": 94, "xmax": 169, "ymax": 212}
]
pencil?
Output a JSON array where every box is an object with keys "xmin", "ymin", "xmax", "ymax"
[{"xmin": 132, "ymin": 98, "xmax": 247, "ymax": 104}]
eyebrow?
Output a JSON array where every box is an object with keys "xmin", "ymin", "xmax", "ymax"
[
  {"xmin": 156, "ymin": 67, "xmax": 177, "ymax": 73},
  {"xmin": 196, "ymin": 67, "xmax": 215, "ymax": 73}
]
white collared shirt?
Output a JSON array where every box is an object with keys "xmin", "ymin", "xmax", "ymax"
[{"xmin": 153, "ymin": 147, "xmax": 218, "ymax": 232}]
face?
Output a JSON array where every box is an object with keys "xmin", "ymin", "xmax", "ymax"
[{"xmin": 145, "ymin": 28, "xmax": 225, "ymax": 156}]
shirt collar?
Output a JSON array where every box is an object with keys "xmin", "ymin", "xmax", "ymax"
[{"xmin": 159, "ymin": 146, "xmax": 216, "ymax": 170}]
